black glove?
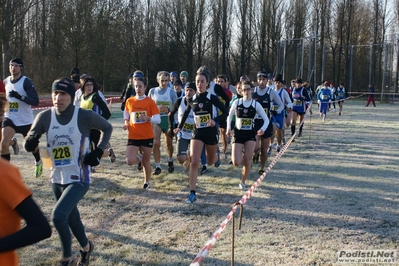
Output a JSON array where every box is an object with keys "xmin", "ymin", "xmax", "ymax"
[
  {"xmin": 9, "ymin": 90, "xmax": 22, "ymax": 100},
  {"xmin": 83, "ymin": 148, "xmax": 103, "ymax": 166},
  {"xmin": 167, "ymin": 128, "xmax": 174, "ymax": 139},
  {"xmin": 24, "ymin": 134, "xmax": 40, "ymax": 152}
]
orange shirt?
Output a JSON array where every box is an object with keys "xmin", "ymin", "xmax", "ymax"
[
  {"xmin": 125, "ymin": 96, "xmax": 159, "ymax": 140},
  {"xmin": 0, "ymin": 159, "xmax": 32, "ymax": 266}
]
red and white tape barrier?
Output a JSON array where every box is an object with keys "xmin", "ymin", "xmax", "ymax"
[{"xmin": 190, "ymin": 103, "xmax": 313, "ymax": 265}]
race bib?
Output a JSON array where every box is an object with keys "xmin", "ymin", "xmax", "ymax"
[
  {"xmin": 182, "ymin": 123, "xmax": 194, "ymax": 133},
  {"xmin": 156, "ymin": 101, "xmax": 170, "ymax": 116},
  {"xmin": 50, "ymin": 145, "xmax": 73, "ymax": 167},
  {"xmin": 338, "ymin": 92, "xmax": 344, "ymax": 97},
  {"xmin": 236, "ymin": 118, "xmax": 252, "ymax": 130},
  {"xmin": 272, "ymin": 105, "xmax": 279, "ymax": 111},
  {"xmin": 294, "ymin": 100, "xmax": 302, "ymax": 106},
  {"xmin": 9, "ymin": 102, "xmax": 19, "ymax": 112},
  {"xmin": 321, "ymin": 95, "xmax": 328, "ymax": 100},
  {"xmin": 131, "ymin": 111, "xmax": 147, "ymax": 124},
  {"xmin": 194, "ymin": 113, "xmax": 211, "ymax": 128}
]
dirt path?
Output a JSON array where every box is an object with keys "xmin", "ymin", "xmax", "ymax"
[{"xmin": 15, "ymin": 100, "xmax": 399, "ymax": 265}]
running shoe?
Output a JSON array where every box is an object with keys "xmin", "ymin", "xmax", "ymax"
[
  {"xmin": 339, "ymin": 112, "xmax": 341, "ymax": 116},
  {"xmin": 252, "ymin": 151, "xmax": 260, "ymax": 164},
  {"xmin": 168, "ymin": 161, "xmax": 174, "ymax": 173},
  {"xmin": 35, "ymin": 161, "xmax": 43, "ymax": 178},
  {"xmin": 200, "ymin": 165, "xmax": 208, "ymax": 175},
  {"xmin": 143, "ymin": 182, "xmax": 150, "ymax": 189},
  {"xmin": 258, "ymin": 169, "xmax": 265, "ymax": 175},
  {"xmin": 60, "ymin": 257, "xmax": 78, "ymax": 266},
  {"xmin": 108, "ymin": 148, "xmax": 116, "ymax": 163},
  {"xmin": 77, "ymin": 240, "xmax": 94, "ymax": 266},
  {"xmin": 137, "ymin": 163, "xmax": 143, "ymax": 171},
  {"xmin": 239, "ymin": 182, "xmax": 247, "ymax": 190},
  {"xmin": 282, "ymin": 138, "xmax": 286, "ymax": 145},
  {"xmin": 91, "ymin": 166, "xmax": 96, "ymax": 173},
  {"xmin": 276, "ymin": 145, "xmax": 281, "ymax": 152},
  {"xmin": 298, "ymin": 131, "xmax": 302, "ymax": 137},
  {"xmin": 187, "ymin": 193, "xmax": 197, "ymax": 204},
  {"xmin": 153, "ymin": 167, "xmax": 161, "ymax": 175},
  {"xmin": 11, "ymin": 137, "xmax": 19, "ymax": 155},
  {"xmin": 228, "ymin": 160, "xmax": 233, "ymax": 165},
  {"xmin": 267, "ymin": 144, "xmax": 274, "ymax": 155},
  {"xmin": 214, "ymin": 152, "xmax": 221, "ymax": 167}
]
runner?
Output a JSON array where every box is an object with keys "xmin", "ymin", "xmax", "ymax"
[
  {"xmin": 148, "ymin": 71, "xmax": 178, "ymax": 175},
  {"xmin": 336, "ymin": 83, "xmax": 346, "ymax": 115},
  {"xmin": 226, "ymin": 80, "xmax": 269, "ymax": 189},
  {"xmin": 291, "ymin": 77, "xmax": 311, "ymax": 140},
  {"xmin": 0, "ymin": 95, "xmax": 51, "ymax": 266},
  {"xmin": 176, "ymin": 69, "xmax": 228, "ymax": 203},
  {"xmin": 1, "ymin": 58, "xmax": 42, "ymax": 177},
  {"xmin": 252, "ymin": 71, "xmax": 284, "ymax": 175},
  {"xmin": 79, "ymin": 77, "xmax": 115, "ymax": 171},
  {"xmin": 270, "ymin": 74, "xmax": 292, "ymax": 152},
  {"xmin": 123, "ymin": 76, "xmax": 160, "ymax": 189},
  {"xmin": 169, "ymin": 82, "xmax": 196, "ymax": 171},
  {"xmin": 317, "ymin": 81, "xmax": 332, "ymax": 121},
  {"xmin": 24, "ymin": 77, "xmax": 112, "ymax": 266}
]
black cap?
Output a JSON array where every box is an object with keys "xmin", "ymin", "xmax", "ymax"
[
  {"xmin": 185, "ymin": 82, "xmax": 196, "ymax": 91},
  {"xmin": 173, "ymin": 79, "xmax": 183, "ymax": 86},
  {"xmin": 52, "ymin": 78, "xmax": 75, "ymax": 100},
  {"xmin": 274, "ymin": 74, "xmax": 283, "ymax": 83},
  {"xmin": 10, "ymin": 58, "xmax": 23, "ymax": 68},
  {"xmin": 70, "ymin": 68, "xmax": 80, "ymax": 75}
]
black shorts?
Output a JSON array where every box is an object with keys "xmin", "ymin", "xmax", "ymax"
[
  {"xmin": 232, "ymin": 134, "xmax": 256, "ymax": 144},
  {"xmin": 127, "ymin": 138, "xmax": 154, "ymax": 148},
  {"xmin": 218, "ymin": 119, "xmax": 227, "ymax": 129},
  {"xmin": 254, "ymin": 119, "xmax": 273, "ymax": 139},
  {"xmin": 192, "ymin": 131, "xmax": 219, "ymax": 145},
  {"xmin": 2, "ymin": 118, "xmax": 31, "ymax": 137}
]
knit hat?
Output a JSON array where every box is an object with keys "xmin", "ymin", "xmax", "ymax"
[
  {"xmin": 170, "ymin": 71, "xmax": 178, "ymax": 78},
  {"xmin": 180, "ymin": 71, "xmax": 189, "ymax": 79},
  {"xmin": 173, "ymin": 79, "xmax": 183, "ymax": 86},
  {"xmin": 10, "ymin": 58, "xmax": 23, "ymax": 68},
  {"xmin": 52, "ymin": 78, "xmax": 75, "ymax": 100},
  {"xmin": 274, "ymin": 74, "xmax": 283, "ymax": 83},
  {"xmin": 186, "ymin": 82, "xmax": 196, "ymax": 91},
  {"xmin": 70, "ymin": 67, "xmax": 80, "ymax": 75},
  {"xmin": 256, "ymin": 71, "xmax": 268, "ymax": 78}
]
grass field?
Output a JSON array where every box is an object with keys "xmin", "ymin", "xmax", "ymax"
[{"xmin": 14, "ymin": 99, "xmax": 399, "ymax": 266}]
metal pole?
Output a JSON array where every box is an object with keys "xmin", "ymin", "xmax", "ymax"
[
  {"xmin": 349, "ymin": 45, "xmax": 354, "ymax": 94},
  {"xmin": 369, "ymin": 44, "xmax": 373, "ymax": 85},
  {"xmin": 314, "ymin": 31, "xmax": 317, "ymax": 91},
  {"xmin": 282, "ymin": 40, "xmax": 287, "ymax": 80},
  {"xmin": 301, "ymin": 38, "xmax": 304, "ymax": 78},
  {"xmin": 381, "ymin": 42, "xmax": 388, "ymax": 102},
  {"xmin": 296, "ymin": 44, "xmax": 300, "ymax": 77},
  {"xmin": 277, "ymin": 41, "xmax": 281, "ymax": 76},
  {"xmin": 308, "ymin": 38, "xmax": 312, "ymax": 81},
  {"xmin": 321, "ymin": 45, "xmax": 325, "ymax": 83},
  {"xmin": 396, "ymin": 38, "xmax": 399, "ymax": 94}
]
